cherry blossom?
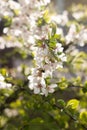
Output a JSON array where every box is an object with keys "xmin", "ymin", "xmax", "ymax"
[{"xmin": 0, "ymin": 74, "xmax": 12, "ymax": 89}]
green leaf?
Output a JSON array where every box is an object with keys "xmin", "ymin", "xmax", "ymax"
[
  {"xmin": 3, "ymin": 16, "xmax": 12, "ymax": 27},
  {"xmin": 0, "ymin": 68, "xmax": 7, "ymax": 76},
  {"xmin": 57, "ymin": 99, "xmax": 66, "ymax": 108},
  {"xmin": 50, "ymin": 98, "xmax": 55, "ymax": 105},
  {"xmin": 79, "ymin": 111, "xmax": 87, "ymax": 125},
  {"xmin": 43, "ymin": 10, "xmax": 50, "ymax": 23},
  {"xmin": 82, "ymin": 81, "xmax": 87, "ymax": 93},
  {"xmin": 49, "ymin": 41, "xmax": 56, "ymax": 49},
  {"xmin": 50, "ymin": 22, "xmax": 57, "ymax": 36},
  {"xmin": 37, "ymin": 17, "xmax": 45, "ymax": 27},
  {"xmin": 66, "ymin": 99, "xmax": 79, "ymax": 109},
  {"xmin": 58, "ymin": 77, "xmax": 68, "ymax": 90}
]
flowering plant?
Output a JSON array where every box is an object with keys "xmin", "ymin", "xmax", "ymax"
[{"xmin": 0, "ymin": 0, "xmax": 87, "ymax": 130}]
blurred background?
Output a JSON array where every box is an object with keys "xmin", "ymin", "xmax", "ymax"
[{"xmin": 54, "ymin": 0, "xmax": 87, "ymax": 13}]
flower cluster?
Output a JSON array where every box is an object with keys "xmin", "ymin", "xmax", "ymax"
[
  {"xmin": 1, "ymin": 0, "xmax": 87, "ymax": 96},
  {"xmin": 28, "ymin": 68, "xmax": 57, "ymax": 96},
  {"xmin": 65, "ymin": 24, "xmax": 87, "ymax": 46},
  {"xmin": 1, "ymin": 0, "xmax": 63, "ymax": 96},
  {"xmin": 0, "ymin": 0, "xmax": 51, "ymax": 49},
  {"xmin": 0, "ymin": 74, "xmax": 12, "ymax": 89},
  {"xmin": 28, "ymin": 40, "xmax": 67, "ymax": 96},
  {"xmin": 51, "ymin": 11, "xmax": 69, "ymax": 26},
  {"xmin": 27, "ymin": 1, "xmax": 67, "ymax": 96}
]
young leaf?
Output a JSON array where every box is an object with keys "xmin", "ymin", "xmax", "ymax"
[
  {"xmin": 82, "ymin": 81, "xmax": 87, "ymax": 93},
  {"xmin": 57, "ymin": 99, "xmax": 66, "ymax": 108},
  {"xmin": 79, "ymin": 111, "xmax": 87, "ymax": 125},
  {"xmin": 66, "ymin": 99, "xmax": 79, "ymax": 110}
]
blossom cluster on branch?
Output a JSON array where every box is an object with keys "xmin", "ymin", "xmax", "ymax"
[
  {"xmin": 0, "ymin": 0, "xmax": 87, "ymax": 96},
  {"xmin": 0, "ymin": 74, "xmax": 12, "ymax": 89},
  {"xmin": 0, "ymin": 1, "xmax": 87, "ymax": 130}
]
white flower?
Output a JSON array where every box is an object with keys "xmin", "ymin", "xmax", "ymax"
[
  {"xmin": 41, "ymin": 0, "xmax": 51, "ymax": 5},
  {"xmin": 65, "ymin": 24, "xmax": 76, "ymax": 44},
  {"xmin": 3, "ymin": 28, "xmax": 9, "ymax": 34},
  {"xmin": 56, "ymin": 28, "xmax": 64, "ymax": 37},
  {"xmin": 0, "ymin": 74, "xmax": 5, "ymax": 81},
  {"xmin": 54, "ymin": 43, "xmax": 64, "ymax": 54},
  {"xmin": 42, "ymin": 84, "xmax": 57, "ymax": 96},
  {"xmin": 8, "ymin": 0, "xmax": 21, "ymax": 10},
  {"xmin": 78, "ymin": 29, "xmax": 87, "ymax": 46},
  {"xmin": 28, "ymin": 36, "xmax": 35, "ymax": 44},
  {"xmin": 51, "ymin": 11, "xmax": 68, "ymax": 26},
  {"xmin": 32, "ymin": 46, "xmax": 49, "ymax": 67},
  {"xmin": 53, "ymin": 62, "xmax": 63, "ymax": 69},
  {"xmin": 28, "ymin": 75, "xmax": 46, "ymax": 94},
  {"xmin": 58, "ymin": 53, "xmax": 67, "ymax": 62},
  {"xmin": 73, "ymin": 11, "xmax": 84, "ymax": 20},
  {"xmin": 28, "ymin": 67, "xmax": 58, "ymax": 96},
  {"xmin": 0, "ymin": 74, "xmax": 12, "ymax": 89},
  {"xmin": 42, "ymin": 69, "xmax": 53, "ymax": 78},
  {"xmin": 14, "ymin": 29, "xmax": 22, "ymax": 36},
  {"xmin": 4, "ymin": 108, "xmax": 18, "ymax": 117}
]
